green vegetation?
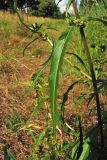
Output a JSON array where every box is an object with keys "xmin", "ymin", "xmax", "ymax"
[
  {"xmin": 0, "ymin": 0, "xmax": 107, "ymax": 159},
  {"xmin": 0, "ymin": 0, "xmax": 62, "ymax": 18}
]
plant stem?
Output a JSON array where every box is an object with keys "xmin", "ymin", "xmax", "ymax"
[{"xmin": 73, "ymin": 0, "xmax": 104, "ymax": 147}]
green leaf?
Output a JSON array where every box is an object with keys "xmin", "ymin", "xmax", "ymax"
[
  {"xmin": 24, "ymin": 58, "xmax": 50, "ymax": 97},
  {"xmin": 41, "ymin": 156, "xmax": 50, "ymax": 160},
  {"xmin": 71, "ymin": 142, "xmax": 80, "ymax": 160},
  {"xmin": 30, "ymin": 132, "xmax": 37, "ymax": 143},
  {"xmin": 71, "ymin": 138, "xmax": 90, "ymax": 160},
  {"xmin": 66, "ymin": 0, "xmax": 73, "ymax": 17},
  {"xmin": 87, "ymin": 84, "xmax": 104, "ymax": 106},
  {"xmin": 28, "ymin": 98, "xmax": 47, "ymax": 122},
  {"xmin": 67, "ymin": 52, "xmax": 88, "ymax": 72},
  {"xmin": 7, "ymin": 149, "xmax": 16, "ymax": 160},
  {"xmin": 87, "ymin": 17, "xmax": 107, "ymax": 26},
  {"xmin": 79, "ymin": 138, "xmax": 90, "ymax": 160},
  {"xmin": 23, "ymin": 37, "xmax": 38, "ymax": 56},
  {"xmin": 49, "ymin": 28, "xmax": 73, "ymax": 139},
  {"xmin": 61, "ymin": 143, "xmax": 70, "ymax": 152},
  {"xmin": 14, "ymin": 0, "xmax": 35, "ymax": 32},
  {"xmin": 61, "ymin": 81, "xmax": 79, "ymax": 122},
  {"xmin": 30, "ymin": 130, "xmax": 45, "ymax": 146},
  {"xmin": 35, "ymin": 131, "xmax": 45, "ymax": 146}
]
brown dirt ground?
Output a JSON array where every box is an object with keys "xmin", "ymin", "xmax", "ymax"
[{"xmin": 0, "ymin": 54, "xmax": 48, "ymax": 159}]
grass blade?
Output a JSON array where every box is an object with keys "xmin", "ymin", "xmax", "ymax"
[
  {"xmin": 30, "ymin": 131, "xmax": 45, "ymax": 146},
  {"xmin": 35, "ymin": 131, "xmax": 45, "ymax": 146},
  {"xmin": 79, "ymin": 138, "xmax": 90, "ymax": 160},
  {"xmin": 67, "ymin": 52, "xmax": 88, "ymax": 72},
  {"xmin": 49, "ymin": 28, "xmax": 73, "ymax": 138},
  {"xmin": 6, "ymin": 149, "xmax": 16, "ymax": 160},
  {"xmin": 14, "ymin": 0, "xmax": 35, "ymax": 32},
  {"xmin": 76, "ymin": 117, "xmax": 83, "ymax": 160},
  {"xmin": 24, "ymin": 58, "xmax": 50, "ymax": 97},
  {"xmin": 61, "ymin": 81, "xmax": 79, "ymax": 122},
  {"xmin": 28, "ymin": 98, "xmax": 47, "ymax": 122},
  {"xmin": 66, "ymin": 0, "xmax": 73, "ymax": 17},
  {"xmin": 87, "ymin": 17, "xmax": 107, "ymax": 26}
]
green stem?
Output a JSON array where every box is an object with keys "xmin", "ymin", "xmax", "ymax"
[{"xmin": 73, "ymin": 0, "xmax": 104, "ymax": 147}]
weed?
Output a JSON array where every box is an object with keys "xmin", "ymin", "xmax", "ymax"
[
  {"xmin": 7, "ymin": 114, "xmax": 25, "ymax": 132},
  {"xmin": 0, "ymin": 0, "xmax": 107, "ymax": 159},
  {"xmin": 14, "ymin": 0, "xmax": 107, "ymax": 158}
]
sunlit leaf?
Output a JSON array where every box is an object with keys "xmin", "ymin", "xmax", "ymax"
[
  {"xmin": 66, "ymin": 0, "xmax": 73, "ymax": 17},
  {"xmin": 49, "ymin": 27, "xmax": 73, "ymax": 138},
  {"xmin": 79, "ymin": 138, "xmax": 90, "ymax": 160}
]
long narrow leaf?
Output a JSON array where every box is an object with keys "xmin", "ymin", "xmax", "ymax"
[
  {"xmin": 49, "ymin": 28, "xmax": 73, "ymax": 138},
  {"xmin": 76, "ymin": 117, "xmax": 83, "ymax": 160},
  {"xmin": 14, "ymin": 0, "xmax": 35, "ymax": 32},
  {"xmin": 71, "ymin": 142, "xmax": 80, "ymax": 160},
  {"xmin": 66, "ymin": 0, "xmax": 73, "ymax": 17},
  {"xmin": 23, "ymin": 37, "xmax": 38, "ymax": 56},
  {"xmin": 28, "ymin": 98, "xmax": 47, "ymax": 122},
  {"xmin": 87, "ymin": 84, "xmax": 104, "ymax": 107},
  {"xmin": 65, "ymin": 58, "xmax": 91, "ymax": 80},
  {"xmin": 6, "ymin": 149, "xmax": 16, "ymax": 160},
  {"xmin": 24, "ymin": 58, "xmax": 50, "ymax": 97},
  {"xmin": 79, "ymin": 138, "xmax": 90, "ymax": 160},
  {"xmin": 35, "ymin": 131, "xmax": 45, "ymax": 146},
  {"xmin": 61, "ymin": 81, "xmax": 79, "ymax": 122},
  {"xmin": 87, "ymin": 17, "xmax": 107, "ymax": 26},
  {"xmin": 66, "ymin": 52, "xmax": 88, "ymax": 72},
  {"xmin": 24, "ymin": 41, "xmax": 54, "ymax": 98},
  {"xmin": 30, "ymin": 131, "xmax": 45, "ymax": 146}
]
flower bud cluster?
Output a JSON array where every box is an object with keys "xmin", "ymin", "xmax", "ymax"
[{"xmin": 68, "ymin": 18, "xmax": 86, "ymax": 28}]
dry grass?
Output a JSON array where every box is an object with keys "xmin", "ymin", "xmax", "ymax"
[{"xmin": 0, "ymin": 11, "xmax": 67, "ymax": 58}]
